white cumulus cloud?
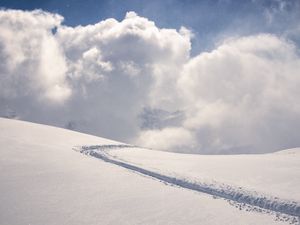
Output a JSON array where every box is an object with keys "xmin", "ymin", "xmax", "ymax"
[
  {"xmin": 0, "ymin": 9, "xmax": 300, "ymax": 154},
  {"xmin": 0, "ymin": 9, "xmax": 70, "ymax": 103}
]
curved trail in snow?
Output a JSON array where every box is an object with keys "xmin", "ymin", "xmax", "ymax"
[{"xmin": 75, "ymin": 145, "xmax": 300, "ymax": 218}]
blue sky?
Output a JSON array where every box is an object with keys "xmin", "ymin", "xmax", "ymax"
[{"xmin": 1, "ymin": 0, "xmax": 299, "ymax": 54}]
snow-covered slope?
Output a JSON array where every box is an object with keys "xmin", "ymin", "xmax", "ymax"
[
  {"xmin": 101, "ymin": 146, "xmax": 300, "ymax": 202},
  {"xmin": 0, "ymin": 118, "xmax": 298, "ymax": 225},
  {"xmin": 83, "ymin": 145, "xmax": 300, "ymax": 217}
]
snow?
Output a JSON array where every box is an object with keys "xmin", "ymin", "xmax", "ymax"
[
  {"xmin": 78, "ymin": 145, "xmax": 300, "ymax": 217},
  {"xmin": 103, "ymin": 146, "xmax": 300, "ymax": 202},
  {"xmin": 0, "ymin": 118, "xmax": 298, "ymax": 225}
]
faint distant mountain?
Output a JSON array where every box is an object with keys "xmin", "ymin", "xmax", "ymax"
[{"xmin": 139, "ymin": 107, "xmax": 185, "ymax": 130}]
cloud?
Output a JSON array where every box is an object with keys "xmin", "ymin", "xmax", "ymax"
[
  {"xmin": 0, "ymin": 9, "xmax": 300, "ymax": 154},
  {"xmin": 136, "ymin": 127, "xmax": 196, "ymax": 151},
  {"xmin": 133, "ymin": 34, "xmax": 300, "ymax": 154},
  {"xmin": 0, "ymin": 9, "xmax": 70, "ymax": 103},
  {"xmin": 54, "ymin": 10, "xmax": 191, "ymax": 140},
  {"xmin": 169, "ymin": 34, "xmax": 300, "ymax": 153},
  {"xmin": 0, "ymin": 9, "xmax": 191, "ymax": 142}
]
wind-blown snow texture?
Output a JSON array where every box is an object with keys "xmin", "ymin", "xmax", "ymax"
[{"xmin": 0, "ymin": 118, "xmax": 299, "ymax": 225}]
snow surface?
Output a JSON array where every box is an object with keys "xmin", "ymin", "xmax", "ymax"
[
  {"xmin": 102, "ymin": 146, "xmax": 300, "ymax": 202},
  {"xmin": 77, "ymin": 145, "xmax": 300, "ymax": 217},
  {"xmin": 0, "ymin": 118, "xmax": 299, "ymax": 225}
]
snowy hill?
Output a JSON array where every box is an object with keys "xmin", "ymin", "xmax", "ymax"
[{"xmin": 0, "ymin": 118, "xmax": 299, "ymax": 225}]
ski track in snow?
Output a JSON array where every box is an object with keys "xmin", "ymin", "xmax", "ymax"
[{"xmin": 74, "ymin": 144, "xmax": 300, "ymax": 223}]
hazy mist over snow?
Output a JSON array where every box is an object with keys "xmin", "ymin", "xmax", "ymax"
[{"xmin": 1, "ymin": 3, "xmax": 300, "ymax": 154}]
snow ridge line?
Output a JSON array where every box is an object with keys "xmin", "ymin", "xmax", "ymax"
[{"xmin": 76, "ymin": 145, "xmax": 300, "ymax": 217}]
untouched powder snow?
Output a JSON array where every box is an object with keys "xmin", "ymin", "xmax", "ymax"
[{"xmin": 0, "ymin": 118, "xmax": 299, "ymax": 225}]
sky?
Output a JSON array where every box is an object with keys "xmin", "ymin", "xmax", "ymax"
[
  {"xmin": 1, "ymin": 0, "xmax": 299, "ymax": 53},
  {"xmin": 0, "ymin": 0, "xmax": 300, "ymax": 154}
]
